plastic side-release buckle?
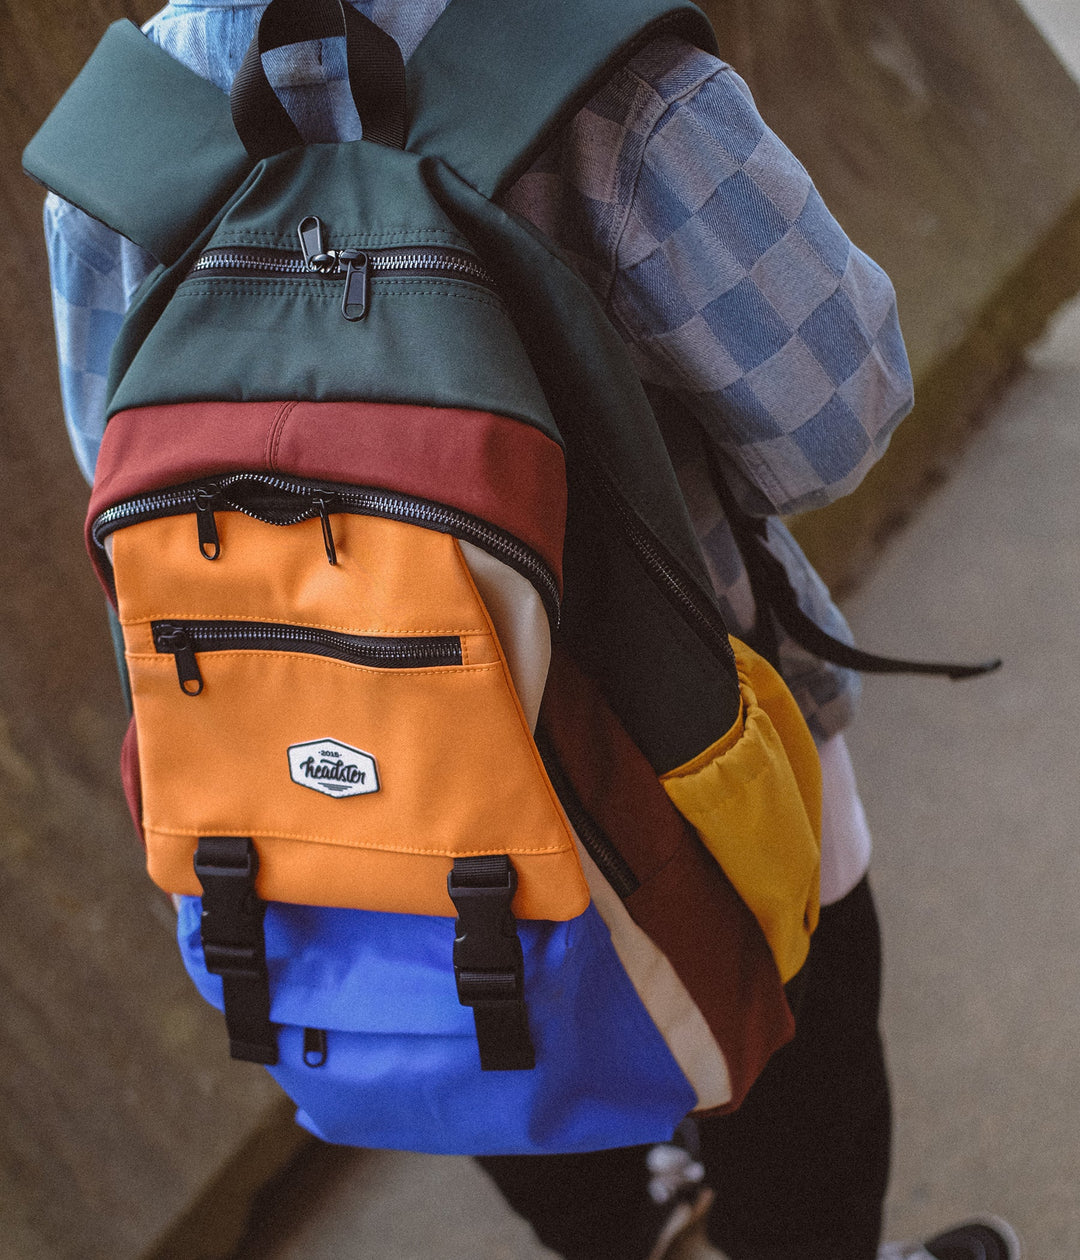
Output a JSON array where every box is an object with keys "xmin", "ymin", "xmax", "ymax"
[
  {"xmin": 448, "ymin": 855, "xmax": 536, "ymax": 1072},
  {"xmin": 194, "ymin": 836, "xmax": 277, "ymax": 1065}
]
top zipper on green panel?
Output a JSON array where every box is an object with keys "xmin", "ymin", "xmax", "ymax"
[{"xmin": 188, "ymin": 216, "xmax": 498, "ymax": 321}]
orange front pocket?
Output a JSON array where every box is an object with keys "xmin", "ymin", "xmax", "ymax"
[{"xmin": 113, "ymin": 506, "xmax": 587, "ymax": 921}]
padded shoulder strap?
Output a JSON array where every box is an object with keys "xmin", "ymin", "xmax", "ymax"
[
  {"xmin": 23, "ymin": 21, "xmax": 253, "ymax": 265},
  {"xmin": 405, "ymin": 0, "xmax": 718, "ymax": 199}
]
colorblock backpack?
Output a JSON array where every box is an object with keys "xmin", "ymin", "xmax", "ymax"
[{"xmin": 24, "ymin": 0, "xmax": 997, "ymax": 1155}]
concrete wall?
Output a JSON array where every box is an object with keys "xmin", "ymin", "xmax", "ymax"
[{"xmin": 1, "ymin": 5, "xmax": 309, "ymax": 1259}]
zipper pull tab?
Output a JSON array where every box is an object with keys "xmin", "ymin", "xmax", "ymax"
[
  {"xmin": 194, "ymin": 486, "xmax": 221, "ymax": 560},
  {"xmin": 155, "ymin": 625, "xmax": 204, "ymax": 696},
  {"xmin": 312, "ymin": 496, "xmax": 338, "ymax": 565},
  {"xmin": 339, "ymin": 250, "xmax": 369, "ymax": 322},
  {"xmin": 298, "ymin": 215, "xmax": 335, "ymax": 274}
]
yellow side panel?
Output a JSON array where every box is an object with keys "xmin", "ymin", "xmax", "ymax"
[{"xmin": 661, "ymin": 638, "xmax": 822, "ymax": 982}]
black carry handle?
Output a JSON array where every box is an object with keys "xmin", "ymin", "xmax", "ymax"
[{"xmin": 231, "ymin": 0, "xmax": 406, "ymax": 159}]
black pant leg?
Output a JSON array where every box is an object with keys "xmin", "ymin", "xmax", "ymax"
[
  {"xmin": 476, "ymin": 877, "xmax": 891, "ymax": 1260},
  {"xmin": 701, "ymin": 876, "xmax": 892, "ymax": 1260},
  {"xmin": 475, "ymin": 1143, "xmax": 669, "ymax": 1260}
]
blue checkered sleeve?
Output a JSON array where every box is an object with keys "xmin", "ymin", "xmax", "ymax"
[
  {"xmin": 44, "ymin": 195, "xmax": 157, "ymax": 483},
  {"xmin": 605, "ymin": 44, "xmax": 914, "ymax": 518}
]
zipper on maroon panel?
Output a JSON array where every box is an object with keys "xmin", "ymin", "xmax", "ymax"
[{"xmin": 92, "ymin": 473, "xmax": 561, "ymax": 627}]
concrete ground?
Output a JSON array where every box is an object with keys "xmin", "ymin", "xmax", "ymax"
[{"xmin": 229, "ymin": 5, "xmax": 1080, "ymax": 1257}]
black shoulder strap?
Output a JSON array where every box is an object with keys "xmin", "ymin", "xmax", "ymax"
[
  {"xmin": 23, "ymin": 21, "xmax": 253, "ymax": 265},
  {"xmin": 405, "ymin": 0, "xmax": 718, "ymax": 199},
  {"xmin": 707, "ymin": 447, "xmax": 1002, "ymax": 681}
]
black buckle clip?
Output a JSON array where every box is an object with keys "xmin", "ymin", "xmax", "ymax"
[
  {"xmin": 194, "ymin": 836, "xmax": 277, "ymax": 1065},
  {"xmin": 194, "ymin": 836, "xmax": 267, "ymax": 978},
  {"xmin": 447, "ymin": 856, "xmax": 535, "ymax": 1071},
  {"xmin": 447, "ymin": 857, "xmax": 524, "ymax": 1004}
]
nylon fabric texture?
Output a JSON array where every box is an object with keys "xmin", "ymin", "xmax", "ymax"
[
  {"xmin": 24, "ymin": 0, "xmax": 872, "ymax": 1152},
  {"xmin": 176, "ymin": 896, "xmax": 699, "ymax": 1154},
  {"xmin": 114, "ymin": 508, "xmax": 588, "ymax": 920},
  {"xmin": 661, "ymin": 638, "xmax": 822, "ymax": 982}
]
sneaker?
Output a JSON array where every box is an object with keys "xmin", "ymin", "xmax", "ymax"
[
  {"xmin": 644, "ymin": 1184, "xmax": 715, "ymax": 1260},
  {"xmin": 646, "ymin": 1140, "xmax": 707, "ymax": 1206},
  {"xmin": 879, "ymin": 1216, "xmax": 1022, "ymax": 1260}
]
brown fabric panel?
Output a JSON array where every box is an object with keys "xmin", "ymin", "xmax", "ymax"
[
  {"xmin": 625, "ymin": 841, "xmax": 794, "ymax": 1112},
  {"xmin": 88, "ymin": 400, "xmax": 281, "ymax": 519},
  {"xmin": 540, "ymin": 646, "xmax": 687, "ymax": 884},
  {"xmin": 278, "ymin": 401, "xmax": 566, "ymax": 585},
  {"xmin": 540, "ymin": 646, "xmax": 794, "ymax": 1110},
  {"xmin": 87, "ymin": 400, "xmax": 566, "ymax": 590}
]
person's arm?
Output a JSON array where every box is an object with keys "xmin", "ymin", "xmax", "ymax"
[
  {"xmin": 606, "ymin": 47, "xmax": 913, "ymax": 519},
  {"xmin": 43, "ymin": 195, "xmax": 157, "ymax": 483}
]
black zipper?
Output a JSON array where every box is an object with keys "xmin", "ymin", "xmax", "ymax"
[
  {"xmin": 187, "ymin": 216, "xmax": 498, "ymax": 321},
  {"xmin": 92, "ymin": 473, "xmax": 561, "ymax": 627},
  {"xmin": 574, "ymin": 440, "xmax": 737, "ymax": 674},
  {"xmin": 536, "ymin": 731, "xmax": 639, "ymax": 900},
  {"xmin": 152, "ymin": 619, "xmax": 463, "ymax": 696}
]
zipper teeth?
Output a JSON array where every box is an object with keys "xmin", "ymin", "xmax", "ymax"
[
  {"xmin": 580, "ymin": 448, "xmax": 735, "ymax": 671},
  {"xmin": 93, "ymin": 487, "xmax": 197, "ymax": 537},
  {"xmin": 368, "ymin": 251, "xmax": 491, "ymax": 282},
  {"xmin": 157, "ymin": 620, "xmax": 462, "ymax": 665},
  {"xmin": 94, "ymin": 474, "xmax": 560, "ymax": 623},
  {"xmin": 337, "ymin": 486, "xmax": 557, "ymax": 605},
  {"xmin": 190, "ymin": 246, "xmax": 495, "ymax": 287},
  {"xmin": 538, "ymin": 735, "xmax": 639, "ymax": 899},
  {"xmin": 222, "ymin": 473, "xmax": 560, "ymax": 622},
  {"xmin": 191, "ymin": 252, "xmax": 307, "ymax": 275}
]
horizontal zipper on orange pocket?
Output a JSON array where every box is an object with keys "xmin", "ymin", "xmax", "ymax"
[{"xmin": 152, "ymin": 619, "xmax": 464, "ymax": 696}]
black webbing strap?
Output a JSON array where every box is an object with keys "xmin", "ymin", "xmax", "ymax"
[
  {"xmin": 447, "ymin": 855, "xmax": 536, "ymax": 1072},
  {"xmin": 707, "ymin": 448, "xmax": 1002, "ymax": 681},
  {"xmin": 231, "ymin": 0, "xmax": 406, "ymax": 158},
  {"xmin": 194, "ymin": 836, "xmax": 278, "ymax": 1065}
]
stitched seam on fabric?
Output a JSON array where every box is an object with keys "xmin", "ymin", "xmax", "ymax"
[
  {"xmin": 606, "ymin": 62, "xmax": 737, "ymax": 304},
  {"xmin": 217, "ymin": 228, "xmax": 467, "ymax": 248},
  {"xmin": 123, "ymin": 616, "xmax": 489, "ymax": 635},
  {"xmin": 174, "ymin": 283, "xmax": 503, "ymax": 311},
  {"xmin": 449, "ymin": 537, "xmax": 578, "ymax": 852},
  {"xmin": 267, "ymin": 400, "xmax": 298, "ymax": 471},
  {"xmin": 147, "ymin": 826, "xmax": 573, "ymax": 856},
  {"xmin": 128, "ymin": 650, "xmax": 497, "ymax": 678}
]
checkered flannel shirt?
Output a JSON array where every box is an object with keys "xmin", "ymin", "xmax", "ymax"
[{"xmin": 44, "ymin": 0, "xmax": 914, "ymax": 742}]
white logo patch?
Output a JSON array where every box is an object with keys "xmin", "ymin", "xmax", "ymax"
[{"xmin": 288, "ymin": 738, "xmax": 380, "ymax": 798}]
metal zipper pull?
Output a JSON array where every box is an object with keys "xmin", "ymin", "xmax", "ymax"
[
  {"xmin": 194, "ymin": 486, "xmax": 221, "ymax": 560},
  {"xmin": 298, "ymin": 216, "xmax": 336, "ymax": 274},
  {"xmin": 338, "ymin": 249, "xmax": 370, "ymax": 321},
  {"xmin": 155, "ymin": 626, "xmax": 204, "ymax": 696},
  {"xmin": 311, "ymin": 496, "xmax": 338, "ymax": 565}
]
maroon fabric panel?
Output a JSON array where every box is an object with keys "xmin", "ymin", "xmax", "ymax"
[
  {"xmin": 625, "ymin": 843, "xmax": 795, "ymax": 1112},
  {"xmin": 540, "ymin": 647, "xmax": 794, "ymax": 1111},
  {"xmin": 120, "ymin": 715, "xmax": 146, "ymax": 850},
  {"xmin": 87, "ymin": 400, "xmax": 566, "ymax": 589}
]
